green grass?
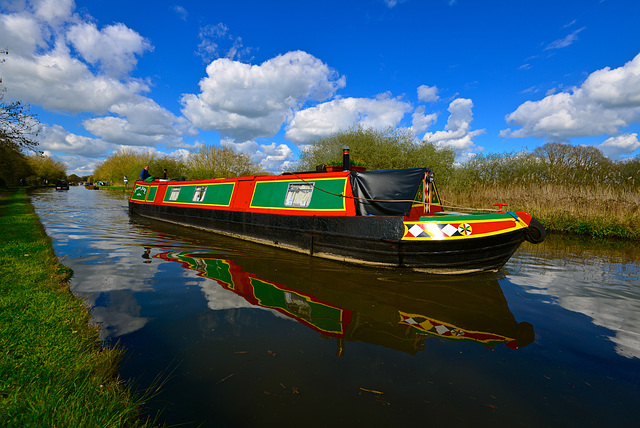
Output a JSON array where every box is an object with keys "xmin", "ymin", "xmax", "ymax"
[{"xmin": 0, "ymin": 188, "xmax": 158, "ymax": 427}]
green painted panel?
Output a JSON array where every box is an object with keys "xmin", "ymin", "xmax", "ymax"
[
  {"xmin": 251, "ymin": 179, "xmax": 346, "ymax": 210},
  {"xmin": 251, "ymin": 278, "xmax": 344, "ymax": 333},
  {"xmin": 131, "ymin": 184, "xmax": 148, "ymax": 201},
  {"xmin": 164, "ymin": 183, "xmax": 234, "ymax": 205},
  {"xmin": 146, "ymin": 186, "xmax": 157, "ymax": 202}
]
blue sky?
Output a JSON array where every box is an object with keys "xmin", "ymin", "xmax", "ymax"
[{"xmin": 2, "ymin": 0, "xmax": 640, "ymax": 176}]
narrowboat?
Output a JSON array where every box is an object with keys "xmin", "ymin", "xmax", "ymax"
[
  {"xmin": 55, "ymin": 179, "xmax": 69, "ymax": 190},
  {"xmin": 129, "ymin": 155, "xmax": 545, "ymax": 274}
]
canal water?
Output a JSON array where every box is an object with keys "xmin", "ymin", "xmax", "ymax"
[{"xmin": 29, "ymin": 186, "xmax": 640, "ymax": 427}]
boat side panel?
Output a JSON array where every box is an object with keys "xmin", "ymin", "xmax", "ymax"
[
  {"xmin": 163, "ymin": 182, "xmax": 235, "ymax": 207},
  {"xmin": 249, "ymin": 177, "xmax": 348, "ymax": 212},
  {"xmin": 130, "ymin": 201, "xmax": 527, "ymax": 273},
  {"xmin": 131, "ymin": 177, "xmax": 355, "ymax": 216}
]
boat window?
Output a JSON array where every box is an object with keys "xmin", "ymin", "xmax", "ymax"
[
  {"xmin": 168, "ymin": 186, "xmax": 181, "ymax": 201},
  {"xmin": 284, "ymin": 182, "xmax": 314, "ymax": 207},
  {"xmin": 193, "ymin": 186, "xmax": 207, "ymax": 202}
]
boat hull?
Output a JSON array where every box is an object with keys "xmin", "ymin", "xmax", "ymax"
[{"xmin": 129, "ymin": 201, "xmax": 527, "ymax": 274}]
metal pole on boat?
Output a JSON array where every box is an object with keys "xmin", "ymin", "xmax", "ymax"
[{"xmin": 342, "ymin": 146, "xmax": 350, "ymax": 171}]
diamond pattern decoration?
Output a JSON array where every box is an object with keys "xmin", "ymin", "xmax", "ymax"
[
  {"xmin": 407, "ymin": 223, "xmax": 430, "ymax": 238},
  {"xmin": 440, "ymin": 224, "xmax": 458, "ymax": 237},
  {"xmin": 405, "ymin": 221, "xmax": 475, "ymax": 239}
]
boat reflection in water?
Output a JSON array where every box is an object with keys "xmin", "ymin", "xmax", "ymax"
[{"xmin": 157, "ymin": 250, "xmax": 535, "ymax": 355}]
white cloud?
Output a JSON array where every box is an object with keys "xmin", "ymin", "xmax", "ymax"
[
  {"xmin": 411, "ymin": 105, "xmax": 438, "ymax": 134},
  {"xmin": 422, "ymin": 98, "xmax": 484, "ymax": 161},
  {"xmin": 0, "ymin": 11, "xmax": 48, "ymax": 53},
  {"xmin": 181, "ymin": 51, "xmax": 346, "ymax": 142},
  {"xmin": 599, "ymin": 133, "xmax": 640, "ymax": 159},
  {"xmin": 3, "ymin": 46, "xmax": 149, "ymax": 113},
  {"xmin": 66, "ymin": 21, "xmax": 152, "ymax": 78},
  {"xmin": 544, "ymin": 27, "xmax": 585, "ymax": 51},
  {"xmin": 38, "ymin": 124, "xmax": 114, "ymax": 157},
  {"xmin": 31, "ymin": 0, "xmax": 74, "ymax": 24},
  {"xmin": 43, "ymin": 152, "xmax": 100, "ymax": 177},
  {"xmin": 257, "ymin": 142, "xmax": 294, "ymax": 171},
  {"xmin": 222, "ymin": 139, "xmax": 294, "ymax": 172},
  {"xmin": 501, "ymin": 52, "xmax": 640, "ymax": 140},
  {"xmin": 417, "ymin": 84, "xmax": 439, "ymax": 102},
  {"xmin": 196, "ymin": 22, "xmax": 253, "ymax": 63},
  {"xmin": 285, "ymin": 95, "xmax": 412, "ymax": 144},
  {"xmin": 0, "ymin": 3, "xmax": 151, "ymax": 113},
  {"xmin": 83, "ymin": 99, "xmax": 196, "ymax": 148},
  {"xmin": 172, "ymin": 5, "xmax": 188, "ymax": 21}
]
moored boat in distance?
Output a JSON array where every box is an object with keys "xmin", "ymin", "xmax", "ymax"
[
  {"xmin": 55, "ymin": 179, "xmax": 69, "ymax": 190},
  {"xmin": 128, "ymin": 153, "xmax": 546, "ymax": 274}
]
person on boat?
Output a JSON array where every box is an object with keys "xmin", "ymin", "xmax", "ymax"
[{"xmin": 140, "ymin": 165, "xmax": 151, "ymax": 181}]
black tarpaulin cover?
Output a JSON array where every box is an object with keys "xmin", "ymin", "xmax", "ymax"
[{"xmin": 350, "ymin": 168, "xmax": 427, "ymax": 216}]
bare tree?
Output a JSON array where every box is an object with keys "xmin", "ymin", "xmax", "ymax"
[{"xmin": 0, "ymin": 49, "xmax": 41, "ymax": 152}]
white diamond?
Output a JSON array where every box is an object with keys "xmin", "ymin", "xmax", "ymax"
[
  {"xmin": 435, "ymin": 325, "xmax": 450, "ymax": 335},
  {"xmin": 409, "ymin": 224, "xmax": 424, "ymax": 237},
  {"xmin": 441, "ymin": 224, "xmax": 457, "ymax": 237}
]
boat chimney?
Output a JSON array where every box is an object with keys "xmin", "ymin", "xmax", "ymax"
[{"xmin": 342, "ymin": 146, "xmax": 350, "ymax": 171}]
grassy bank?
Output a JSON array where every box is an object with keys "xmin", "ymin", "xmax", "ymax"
[
  {"xmin": 443, "ymin": 183, "xmax": 640, "ymax": 240},
  {"xmin": 0, "ymin": 188, "xmax": 156, "ymax": 427}
]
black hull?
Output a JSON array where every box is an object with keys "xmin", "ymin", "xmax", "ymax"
[{"xmin": 129, "ymin": 202, "xmax": 527, "ymax": 274}]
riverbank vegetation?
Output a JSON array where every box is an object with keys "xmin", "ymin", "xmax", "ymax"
[
  {"xmin": 444, "ymin": 143, "xmax": 640, "ymax": 239},
  {"xmin": 91, "ymin": 145, "xmax": 266, "ymax": 185},
  {"xmin": 0, "ymin": 188, "xmax": 157, "ymax": 427},
  {"xmin": 298, "ymin": 127, "xmax": 640, "ymax": 240}
]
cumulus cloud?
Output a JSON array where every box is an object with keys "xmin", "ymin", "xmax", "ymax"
[
  {"xmin": 411, "ymin": 106, "xmax": 438, "ymax": 134},
  {"xmin": 83, "ymin": 99, "xmax": 196, "ymax": 148},
  {"xmin": 0, "ymin": 1, "xmax": 151, "ymax": 113},
  {"xmin": 66, "ymin": 21, "xmax": 152, "ymax": 78},
  {"xmin": 422, "ymin": 98, "xmax": 484, "ymax": 161},
  {"xmin": 599, "ymin": 133, "xmax": 640, "ymax": 159},
  {"xmin": 38, "ymin": 124, "xmax": 115, "ymax": 158},
  {"xmin": 501, "ymin": 52, "xmax": 640, "ymax": 140},
  {"xmin": 222, "ymin": 139, "xmax": 294, "ymax": 172},
  {"xmin": 181, "ymin": 51, "xmax": 346, "ymax": 142},
  {"xmin": 285, "ymin": 95, "xmax": 411, "ymax": 144},
  {"xmin": 417, "ymin": 84, "xmax": 439, "ymax": 102},
  {"xmin": 45, "ymin": 152, "xmax": 101, "ymax": 177}
]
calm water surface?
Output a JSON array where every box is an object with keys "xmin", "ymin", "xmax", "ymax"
[{"xmin": 29, "ymin": 187, "xmax": 640, "ymax": 427}]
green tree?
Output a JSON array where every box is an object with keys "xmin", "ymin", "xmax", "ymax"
[
  {"xmin": 296, "ymin": 125, "xmax": 456, "ymax": 182},
  {"xmin": 532, "ymin": 142, "xmax": 612, "ymax": 186},
  {"xmin": 455, "ymin": 150, "xmax": 539, "ymax": 188},
  {"xmin": 26, "ymin": 153, "xmax": 66, "ymax": 184},
  {"xmin": 93, "ymin": 148, "xmax": 168, "ymax": 184},
  {"xmin": 186, "ymin": 144, "xmax": 263, "ymax": 179},
  {"xmin": 0, "ymin": 144, "xmax": 33, "ymax": 186},
  {"xmin": 0, "ymin": 49, "xmax": 41, "ymax": 186},
  {"xmin": 67, "ymin": 174, "xmax": 81, "ymax": 183}
]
